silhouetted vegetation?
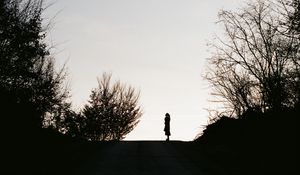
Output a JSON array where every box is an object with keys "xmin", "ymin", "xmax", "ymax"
[
  {"xmin": 51, "ymin": 73, "xmax": 143, "ymax": 141},
  {"xmin": 1, "ymin": 1, "xmax": 143, "ymax": 173},
  {"xmin": 0, "ymin": 0, "xmax": 142, "ymax": 143},
  {"xmin": 79, "ymin": 73, "xmax": 142, "ymax": 141},
  {"xmin": 206, "ymin": 0, "xmax": 300, "ymax": 117},
  {"xmin": 287, "ymin": 0, "xmax": 300, "ymax": 33},
  {"xmin": 0, "ymin": 0, "xmax": 70, "ymax": 138},
  {"xmin": 196, "ymin": 0, "xmax": 299, "ymax": 174}
]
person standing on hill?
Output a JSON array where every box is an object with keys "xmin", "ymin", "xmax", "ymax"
[{"xmin": 164, "ymin": 113, "xmax": 171, "ymax": 141}]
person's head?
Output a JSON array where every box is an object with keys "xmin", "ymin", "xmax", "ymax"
[{"xmin": 165, "ymin": 113, "xmax": 170, "ymax": 117}]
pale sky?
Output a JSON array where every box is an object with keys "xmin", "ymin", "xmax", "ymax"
[{"xmin": 44, "ymin": 0, "xmax": 243, "ymax": 141}]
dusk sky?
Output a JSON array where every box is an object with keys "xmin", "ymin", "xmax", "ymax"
[{"xmin": 44, "ymin": 0, "xmax": 243, "ymax": 141}]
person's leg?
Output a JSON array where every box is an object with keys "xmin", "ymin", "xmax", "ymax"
[{"xmin": 166, "ymin": 135, "xmax": 169, "ymax": 141}]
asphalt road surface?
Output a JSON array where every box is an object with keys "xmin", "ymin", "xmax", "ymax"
[{"xmin": 74, "ymin": 141, "xmax": 213, "ymax": 175}]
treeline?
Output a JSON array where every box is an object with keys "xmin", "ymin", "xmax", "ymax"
[{"xmin": 0, "ymin": 0, "xmax": 142, "ymax": 141}]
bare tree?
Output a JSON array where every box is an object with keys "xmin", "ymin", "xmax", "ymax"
[
  {"xmin": 206, "ymin": 0, "xmax": 300, "ymax": 117},
  {"xmin": 282, "ymin": 0, "xmax": 300, "ymax": 33},
  {"xmin": 275, "ymin": 0, "xmax": 300, "ymax": 104},
  {"xmin": 82, "ymin": 73, "xmax": 142, "ymax": 141}
]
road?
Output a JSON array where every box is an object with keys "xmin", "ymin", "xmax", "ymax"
[{"xmin": 73, "ymin": 141, "xmax": 213, "ymax": 175}]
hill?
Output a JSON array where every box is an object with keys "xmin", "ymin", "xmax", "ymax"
[
  {"xmin": 3, "ymin": 108, "xmax": 298, "ymax": 174},
  {"xmin": 195, "ymin": 108, "xmax": 299, "ymax": 174}
]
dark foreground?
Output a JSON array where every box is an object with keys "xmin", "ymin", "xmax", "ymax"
[
  {"xmin": 75, "ymin": 141, "xmax": 211, "ymax": 175},
  {"xmin": 4, "ymin": 108, "xmax": 298, "ymax": 175},
  {"xmin": 4, "ymin": 136, "xmax": 297, "ymax": 175},
  {"xmin": 5, "ymin": 139, "xmax": 214, "ymax": 175}
]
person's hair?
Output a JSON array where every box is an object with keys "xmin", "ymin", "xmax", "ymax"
[{"xmin": 165, "ymin": 113, "xmax": 170, "ymax": 117}]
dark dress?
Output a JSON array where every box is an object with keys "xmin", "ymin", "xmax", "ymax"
[{"xmin": 164, "ymin": 115, "xmax": 171, "ymax": 136}]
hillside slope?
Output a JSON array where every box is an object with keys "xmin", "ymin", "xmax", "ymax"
[{"xmin": 195, "ymin": 108, "xmax": 298, "ymax": 174}]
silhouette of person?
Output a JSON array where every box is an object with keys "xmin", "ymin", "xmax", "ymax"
[{"xmin": 164, "ymin": 113, "xmax": 171, "ymax": 141}]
